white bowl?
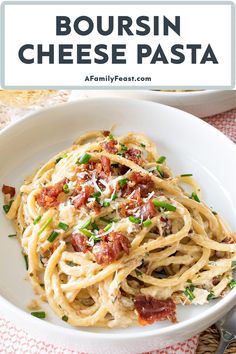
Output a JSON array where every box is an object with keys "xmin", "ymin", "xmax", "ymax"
[
  {"xmin": 70, "ymin": 90, "xmax": 236, "ymax": 117},
  {"xmin": 0, "ymin": 98, "xmax": 236, "ymax": 353}
]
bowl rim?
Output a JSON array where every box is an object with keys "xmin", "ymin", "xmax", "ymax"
[{"xmin": 0, "ymin": 96, "xmax": 236, "ymax": 340}]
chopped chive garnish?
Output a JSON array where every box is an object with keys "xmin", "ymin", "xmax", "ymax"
[
  {"xmin": 63, "ymin": 184, "xmax": 70, "ymax": 194},
  {"xmin": 62, "ymin": 315, "xmax": 69, "ymax": 322},
  {"xmin": 117, "ymin": 152, "xmax": 124, "ymax": 156},
  {"xmin": 33, "ymin": 215, "xmax": 42, "ymax": 225},
  {"xmin": 91, "ymin": 191, "xmax": 101, "ymax": 201},
  {"xmin": 191, "ymin": 192, "xmax": 200, "ymax": 202},
  {"xmin": 55, "ymin": 157, "xmax": 63, "ymax": 164},
  {"xmin": 229, "ymin": 279, "xmax": 236, "ymax": 289},
  {"xmin": 180, "ymin": 174, "xmax": 193, "ymax": 177},
  {"xmin": 104, "ymin": 223, "xmax": 112, "ymax": 232},
  {"xmin": 24, "ymin": 255, "xmax": 29, "ymax": 270},
  {"xmin": 184, "ymin": 287, "xmax": 195, "ymax": 301},
  {"xmin": 100, "ymin": 216, "xmax": 112, "ymax": 223},
  {"xmin": 58, "ymin": 222, "xmax": 69, "ymax": 231},
  {"xmin": 212, "ymin": 211, "xmax": 217, "ymax": 215},
  {"xmin": 231, "ymin": 261, "xmax": 236, "ymax": 267},
  {"xmin": 120, "ymin": 144, "xmax": 128, "ymax": 151},
  {"xmin": 79, "ymin": 228, "xmax": 94, "ymax": 237},
  {"xmin": 8, "ymin": 234, "xmax": 16, "ymax": 238},
  {"xmin": 81, "ymin": 219, "xmax": 91, "ymax": 229},
  {"xmin": 3, "ymin": 200, "xmax": 13, "ymax": 214},
  {"xmin": 91, "ymin": 221, "xmax": 99, "ymax": 230},
  {"xmin": 31, "ymin": 311, "xmax": 46, "ymax": 319},
  {"xmin": 112, "ymin": 193, "xmax": 118, "ymax": 201},
  {"xmin": 47, "ymin": 231, "xmax": 59, "ymax": 243},
  {"xmin": 157, "ymin": 156, "xmax": 166, "ymax": 164},
  {"xmin": 129, "ymin": 216, "xmax": 141, "ymax": 224},
  {"xmin": 207, "ymin": 291, "xmax": 215, "ymax": 301},
  {"xmin": 135, "ymin": 269, "xmax": 143, "ymax": 277},
  {"xmin": 103, "ymin": 201, "xmax": 110, "ymax": 208},
  {"xmin": 109, "ymin": 133, "xmax": 114, "ymax": 140},
  {"xmin": 156, "ymin": 165, "xmax": 164, "ymax": 178},
  {"xmin": 143, "ymin": 219, "xmax": 152, "ymax": 227},
  {"xmin": 152, "ymin": 199, "xmax": 176, "ymax": 212},
  {"xmin": 118, "ymin": 178, "xmax": 128, "ymax": 187},
  {"xmin": 38, "ymin": 217, "xmax": 53, "ymax": 235},
  {"xmin": 78, "ymin": 153, "xmax": 91, "ymax": 165},
  {"xmin": 140, "ymin": 143, "xmax": 146, "ymax": 148}
]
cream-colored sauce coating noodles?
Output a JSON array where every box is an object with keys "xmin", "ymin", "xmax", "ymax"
[{"xmin": 4, "ymin": 131, "xmax": 236, "ymax": 328}]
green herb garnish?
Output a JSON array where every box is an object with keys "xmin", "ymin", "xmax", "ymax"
[
  {"xmin": 129, "ymin": 216, "xmax": 141, "ymax": 224},
  {"xmin": 207, "ymin": 291, "xmax": 215, "ymax": 301},
  {"xmin": 143, "ymin": 219, "xmax": 152, "ymax": 227},
  {"xmin": 62, "ymin": 315, "xmax": 68, "ymax": 322},
  {"xmin": 191, "ymin": 192, "xmax": 200, "ymax": 202},
  {"xmin": 120, "ymin": 144, "xmax": 128, "ymax": 151},
  {"xmin": 103, "ymin": 201, "xmax": 110, "ymax": 208},
  {"xmin": 135, "ymin": 269, "xmax": 143, "ymax": 277},
  {"xmin": 31, "ymin": 311, "xmax": 46, "ymax": 319},
  {"xmin": 58, "ymin": 222, "xmax": 69, "ymax": 231},
  {"xmin": 38, "ymin": 217, "xmax": 53, "ymax": 235},
  {"xmin": 229, "ymin": 279, "xmax": 236, "ymax": 289},
  {"xmin": 78, "ymin": 153, "xmax": 91, "ymax": 165},
  {"xmin": 81, "ymin": 219, "xmax": 91, "ymax": 229},
  {"xmin": 91, "ymin": 191, "xmax": 101, "ymax": 201},
  {"xmin": 8, "ymin": 234, "xmax": 16, "ymax": 238},
  {"xmin": 118, "ymin": 178, "xmax": 128, "ymax": 187},
  {"xmin": 140, "ymin": 143, "xmax": 146, "ymax": 148},
  {"xmin": 152, "ymin": 199, "xmax": 176, "ymax": 212},
  {"xmin": 156, "ymin": 165, "xmax": 164, "ymax": 178},
  {"xmin": 184, "ymin": 287, "xmax": 195, "ymax": 301},
  {"xmin": 104, "ymin": 223, "xmax": 112, "ymax": 232},
  {"xmin": 24, "ymin": 254, "xmax": 29, "ymax": 270},
  {"xmin": 180, "ymin": 174, "xmax": 193, "ymax": 177},
  {"xmin": 79, "ymin": 228, "xmax": 94, "ymax": 237},
  {"xmin": 3, "ymin": 200, "xmax": 13, "ymax": 214},
  {"xmin": 33, "ymin": 215, "xmax": 42, "ymax": 225},
  {"xmin": 112, "ymin": 193, "xmax": 118, "ymax": 201},
  {"xmin": 63, "ymin": 183, "xmax": 70, "ymax": 194},
  {"xmin": 47, "ymin": 231, "xmax": 59, "ymax": 243},
  {"xmin": 156, "ymin": 156, "xmax": 166, "ymax": 164},
  {"xmin": 231, "ymin": 261, "xmax": 236, "ymax": 267}
]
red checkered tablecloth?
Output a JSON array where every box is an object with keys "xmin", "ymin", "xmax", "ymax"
[{"xmin": 0, "ymin": 96, "xmax": 235, "ymax": 353}]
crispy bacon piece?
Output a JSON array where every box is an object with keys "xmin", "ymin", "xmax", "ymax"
[
  {"xmin": 87, "ymin": 200, "xmax": 101, "ymax": 214},
  {"xmin": 101, "ymin": 140, "xmax": 118, "ymax": 154},
  {"xmin": 141, "ymin": 201, "xmax": 157, "ymax": 220},
  {"xmin": 119, "ymin": 200, "xmax": 136, "ymax": 218},
  {"xmin": 125, "ymin": 148, "xmax": 143, "ymax": 165},
  {"xmin": 101, "ymin": 156, "xmax": 111, "ymax": 175},
  {"xmin": 73, "ymin": 185, "xmax": 94, "ymax": 209},
  {"xmin": 93, "ymin": 232, "xmax": 131, "ymax": 265},
  {"xmin": 122, "ymin": 172, "xmax": 155, "ymax": 198},
  {"xmin": 2, "ymin": 184, "xmax": 16, "ymax": 198},
  {"xmin": 36, "ymin": 178, "xmax": 68, "ymax": 209},
  {"xmin": 134, "ymin": 295, "xmax": 177, "ymax": 325},
  {"xmin": 71, "ymin": 234, "xmax": 89, "ymax": 253},
  {"xmin": 102, "ymin": 130, "xmax": 110, "ymax": 137}
]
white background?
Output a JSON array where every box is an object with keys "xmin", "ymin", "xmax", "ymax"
[{"xmin": 1, "ymin": 1, "xmax": 235, "ymax": 88}]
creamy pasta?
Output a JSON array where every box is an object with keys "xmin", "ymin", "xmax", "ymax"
[{"xmin": 2, "ymin": 130, "xmax": 236, "ymax": 328}]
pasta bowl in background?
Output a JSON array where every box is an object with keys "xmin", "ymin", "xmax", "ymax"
[
  {"xmin": 70, "ymin": 90, "xmax": 236, "ymax": 117},
  {"xmin": 0, "ymin": 98, "xmax": 236, "ymax": 353}
]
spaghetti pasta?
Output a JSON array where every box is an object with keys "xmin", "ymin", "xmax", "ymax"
[{"xmin": 2, "ymin": 131, "xmax": 236, "ymax": 328}]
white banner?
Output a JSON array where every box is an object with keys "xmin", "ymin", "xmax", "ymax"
[{"xmin": 1, "ymin": 1, "xmax": 234, "ymax": 89}]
